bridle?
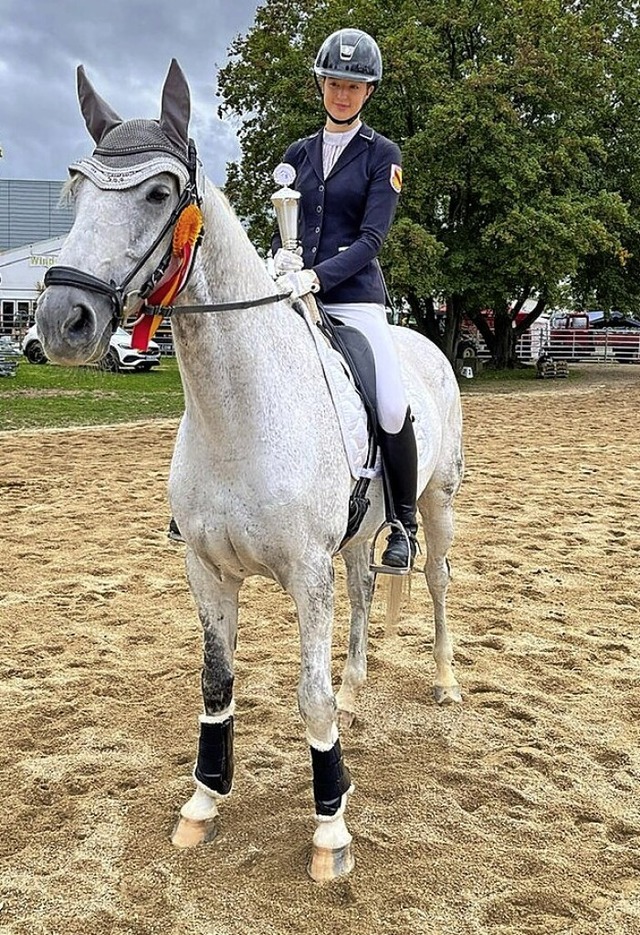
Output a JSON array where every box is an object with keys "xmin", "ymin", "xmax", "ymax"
[{"xmin": 43, "ymin": 140, "xmax": 289, "ymax": 332}]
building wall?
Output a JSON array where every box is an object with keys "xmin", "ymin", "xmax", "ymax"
[
  {"xmin": 0, "ymin": 236, "xmax": 65, "ymax": 336},
  {"xmin": 0, "ymin": 180, "xmax": 74, "ymax": 250}
]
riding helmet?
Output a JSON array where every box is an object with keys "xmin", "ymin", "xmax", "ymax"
[{"xmin": 313, "ymin": 29, "xmax": 383, "ymax": 85}]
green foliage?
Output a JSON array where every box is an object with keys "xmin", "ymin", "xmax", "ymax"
[{"xmin": 218, "ymin": 0, "xmax": 640, "ymax": 366}]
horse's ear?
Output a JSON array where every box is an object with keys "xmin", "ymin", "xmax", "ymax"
[
  {"xmin": 159, "ymin": 59, "xmax": 191, "ymax": 152},
  {"xmin": 77, "ymin": 65, "xmax": 122, "ymax": 144}
]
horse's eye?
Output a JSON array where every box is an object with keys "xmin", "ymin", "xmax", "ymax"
[{"xmin": 146, "ymin": 186, "xmax": 171, "ymax": 204}]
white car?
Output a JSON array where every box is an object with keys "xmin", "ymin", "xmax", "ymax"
[{"xmin": 22, "ymin": 324, "xmax": 161, "ymax": 372}]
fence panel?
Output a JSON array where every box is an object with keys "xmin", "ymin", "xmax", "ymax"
[{"xmin": 473, "ymin": 326, "xmax": 640, "ymax": 364}]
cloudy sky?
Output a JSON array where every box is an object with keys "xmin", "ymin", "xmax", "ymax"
[{"xmin": 1, "ymin": 0, "xmax": 264, "ymax": 185}]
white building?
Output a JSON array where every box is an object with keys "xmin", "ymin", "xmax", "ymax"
[{"xmin": 0, "ymin": 235, "xmax": 65, "ymax": 335}]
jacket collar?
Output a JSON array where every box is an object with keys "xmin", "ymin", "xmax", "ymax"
[{"xmin": 304, "ymin": 123, "xmax": 376, "ymax": 182}]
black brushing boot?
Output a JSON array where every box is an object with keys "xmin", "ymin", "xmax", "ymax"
[{"xmin": 378, "ymin": 410, "xmax": 419, "ymax": 569}]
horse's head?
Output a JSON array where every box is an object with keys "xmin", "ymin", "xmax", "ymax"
[{"xmin": 37, "ymin": 60, "xmax": 200, "ymax": 365}]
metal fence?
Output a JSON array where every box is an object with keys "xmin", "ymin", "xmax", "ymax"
[{"xmin": 474, "ymin": 326, "xmax": 640, "ymax": 364}]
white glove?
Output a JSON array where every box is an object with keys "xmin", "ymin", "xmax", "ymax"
[
  {"xmin": 273, "ymin": 247, "xmax": 304, "ymax": 276},
  {"xmin": 276, "ymin": 269, "xmax": 320, "ymax": 299}
]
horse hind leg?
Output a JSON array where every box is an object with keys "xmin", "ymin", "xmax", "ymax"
[
  {"xmin": 172, "ymin": 553, "xmax": 241, "ymax": 848},
  {"xmin": 335, "ymin": 540, "xmax": 375, "ymax": 729},
  {"xmin": 418, "ymin": 480, "xmax": 462, "ymax": 705}
]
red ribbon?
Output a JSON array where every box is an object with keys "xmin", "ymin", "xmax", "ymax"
[{"xmin": 131, "ymin": 242, "xmax": 195, "ymax": 350}]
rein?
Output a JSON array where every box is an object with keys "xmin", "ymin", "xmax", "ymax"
[{"xmin": 146, "ymin": 293, "xmax": 291, "ymax": 316}]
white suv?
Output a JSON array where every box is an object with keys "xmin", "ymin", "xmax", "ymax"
[{"xmin": 22, "ymin": 324, "xmax": 161, "ymax": 372}]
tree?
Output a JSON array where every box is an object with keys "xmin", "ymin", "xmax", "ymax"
[
  {"xmin": 568, "ymin": 1, "xmax": 640, "ymax": 317},
  {"xmin": 218, "ymin": 0, "xmax": 632, "ymax": 367}
]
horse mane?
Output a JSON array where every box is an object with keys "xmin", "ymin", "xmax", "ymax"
[
  {"xmin": 59, "ymin": 175, "xmax": 81, "ymax": 206},
  {"xmin": 198, "ymin": 178, "xmax": 274, "ymax": 293}
]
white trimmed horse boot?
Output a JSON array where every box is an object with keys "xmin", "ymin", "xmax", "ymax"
[
  {"xmin": 172, "ymin": 711, "xmax": 234, "ymax": 847},
  {"xmin": 307, "ymin": 731, "xmax": 355, "ymax": 882}
]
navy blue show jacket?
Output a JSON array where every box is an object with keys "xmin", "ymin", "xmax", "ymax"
[{"xmin": 272, "ymin": 123, "xmax": 402, "ymax": 306}]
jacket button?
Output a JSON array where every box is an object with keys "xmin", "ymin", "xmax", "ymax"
[
  {"xmin": 319, "ymin": 185, "xmax": 324, "ymax": 192},
  {"xmin": 311, "ymin": 247, "xmax": 317, "ymax": 253},
  {"xmin": 315, "ymin": 227, "xmax": 320, "ymax": 233},
  {"xmin": 316, "ymin": 205, "xmax": 322, "ymax": 213}
]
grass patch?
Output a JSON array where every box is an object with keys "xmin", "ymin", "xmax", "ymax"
[
  {"xmin": 458, "ymin": 360, "xmax": 584, "ymax": 392},
  {"xmin": 468, "ymin": 363, "xmax": 537, "ymax": 381},
  {"xmin": 0, "ymin": 357, "xmax": 185, "ymax": 431},
  {"xmin": 457, "ymin": 362, "xmax": 538, "ymax": 392}
]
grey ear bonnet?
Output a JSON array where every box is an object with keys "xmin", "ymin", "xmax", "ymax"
[{"xmin": 70, "ymin": 59, "xmax": 192, "ymax": 190}]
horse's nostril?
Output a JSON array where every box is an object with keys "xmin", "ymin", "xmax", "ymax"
[{"xmin": 67, "ymin": 304, "xmax": 95, "ymax": 337}]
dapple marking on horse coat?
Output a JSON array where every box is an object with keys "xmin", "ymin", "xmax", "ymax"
[{"xmin": 36, "ymin": 60, "xmax": 464, "ymax": 882}]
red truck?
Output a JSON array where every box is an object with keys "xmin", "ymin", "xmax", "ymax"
[{"xmin": 547, "ymin": 311, "xmax": 640, "ymax": 362}]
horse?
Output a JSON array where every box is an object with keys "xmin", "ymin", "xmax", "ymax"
[{"xmin": 36, "ymin": 60, "xmax": 464, "ymax": 882}]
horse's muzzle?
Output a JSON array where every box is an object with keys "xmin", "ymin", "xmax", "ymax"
[{"xmin": 36, "ymin": 287, "xmax": 111, "ymax": 365}]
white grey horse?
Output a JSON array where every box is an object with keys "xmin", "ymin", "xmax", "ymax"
[{"xmin": 36, "ymin": 60, "xmax": 463, "ymax": 881}]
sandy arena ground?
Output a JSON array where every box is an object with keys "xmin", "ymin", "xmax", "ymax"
[{"xmin": 1, "ymin": 364, "xmax": 639, "ymax": 935}]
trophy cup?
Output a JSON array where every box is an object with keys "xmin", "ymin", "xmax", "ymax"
[
  {"xmin": 271, "ymin": 162, "xmax": 319, "ymax": 319},
  {"xmin": 271, "ymin": 163, "xmax": 300, "ymax": 250}
]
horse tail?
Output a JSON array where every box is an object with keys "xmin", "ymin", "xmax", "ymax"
[{"xmin": 384, "ymin": 575, "xmax": 411, "ymax": 635}]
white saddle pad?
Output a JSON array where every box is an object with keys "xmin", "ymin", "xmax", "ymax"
[{"xmin": 304, "ymin": 308, "xmax": 370, "ymax": 479}]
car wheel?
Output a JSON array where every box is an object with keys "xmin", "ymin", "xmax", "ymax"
[
  {"xmin": 99, "ymin": 350, "xmax": 120, "ymax": 372},
  {"xmin": 25, "ymin": 340, "xmax": 48, "ymax": 364},
  {"xmin": 456, "ymin": 340, "xmax": 477, "ymax": 359}
]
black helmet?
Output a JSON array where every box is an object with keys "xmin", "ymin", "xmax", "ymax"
[{"xmin": 313, "ymin": 29, "xmax": 383, "ymax": 85}]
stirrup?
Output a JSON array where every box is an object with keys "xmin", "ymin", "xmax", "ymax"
[{"xmin": 369, "ymin": 520, "xmax": 413, "ymax": 576}]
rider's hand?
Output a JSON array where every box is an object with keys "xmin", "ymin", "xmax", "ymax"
[
  {"xmin": 273, "ymin": 247, "xmax": 304, "ymax": 277},
  {"xmin": 276, "ymin": 269, "xmax": 320, "ymax": 299}
]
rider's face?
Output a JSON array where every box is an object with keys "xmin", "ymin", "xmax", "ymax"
[{"xmin": 323, "ymin": 77, "xmax": 373, "ymax": 128}]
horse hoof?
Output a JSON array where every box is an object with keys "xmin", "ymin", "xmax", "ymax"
[
  {"xmin": 171, "ymin": 815, "xmax": 219, "ymax": 848},
  {"xmin": 434, "ymin": 684, "xmax": 462, "ymax": 705},
  {"xmin": 308, "ymin": 842, "xmax": 355, "ymax": 883},
  {"xmin": 337, "ymin": 708, "xmax": 356, "ymax": 731}
]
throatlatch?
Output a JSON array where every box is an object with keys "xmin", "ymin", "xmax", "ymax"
[
  {"xmin": 310, "ymin": 739, "xmax": 352, "ymax": 816},
  {"xmin": 194, "ymin": 716, "xmax": 234, "ymax": 796}
]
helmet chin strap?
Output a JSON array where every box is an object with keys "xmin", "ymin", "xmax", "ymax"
[{"xmin": 324, "ymin": 106, "xmax": 363, "ymax": 126}]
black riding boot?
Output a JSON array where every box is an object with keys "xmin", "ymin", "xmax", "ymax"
[
  {"xmin": 378, "ymin": 410, "xmax": 418, "ymax": 568},
  {"xmin": 168, "ymin": 517, "xmax": 184, "ymax": 543}
]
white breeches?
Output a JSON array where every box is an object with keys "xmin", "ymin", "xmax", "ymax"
[{"xmin": 324, "ymin": 302, "xmax": 408, "ymax": 434}]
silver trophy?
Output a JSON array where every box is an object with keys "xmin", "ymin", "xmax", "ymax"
[{"xmin": 271, "ymin": 163, "xmax": 300, "ymax": 250}]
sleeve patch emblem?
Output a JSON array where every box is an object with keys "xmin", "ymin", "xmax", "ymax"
[{"xmin": 390, "ymin": 164, "xmax": 403, "ymax": 193}]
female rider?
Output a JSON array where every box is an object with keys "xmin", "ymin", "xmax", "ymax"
[{"xmin": 273, "ymin": 28, "xmax": 418, "ymax": 569}]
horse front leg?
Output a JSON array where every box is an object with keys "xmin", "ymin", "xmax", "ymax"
[
  {"xmin": 419, "ymin": 484, "xmax": 462, "ymax": 705},
  {"xmin": 172, "ymin": 552, "xmax": 241, "ymax": 848},
  {"xmin": 288, "ymin": 553, "xmax": 355, "ymax": 882},
  {"xmin": 335, "ymin": 540, "xmax": 375, "ymax": 729}
]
